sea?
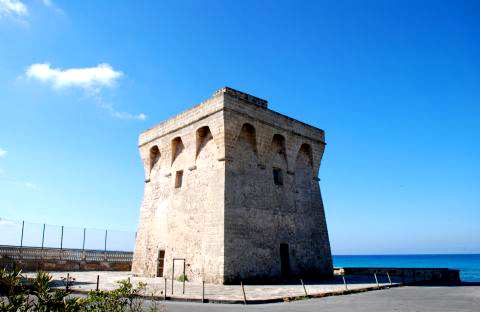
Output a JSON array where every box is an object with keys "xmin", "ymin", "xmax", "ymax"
[{"xmin": 333, "ymin": 254, "xmax": 480, "ymax": 283}]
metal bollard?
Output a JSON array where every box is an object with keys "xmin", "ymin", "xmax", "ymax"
[
  {"xmin": 374, "ymin": 273, "xmax": 379, "ymax": 287},
  {"xmin": 300, "ymin": 279, "xmax": 308, "ymax": 297},
  {"xmin": 66, "ymin": 273, "xmax": 70, "ymax": 291},
  {"xmin": 241, "ymin": 282, "xmax": 247, "ymax": 305},
  {"xmin": 164, "ymin": 278, "xmax": 167, "ymax": 301},
  {"xmin": 387, "ymin": 272, "xmax": 392, "ymax": 285},
  {"xmin": 183, "ymin": 264, "xmax": 186, "ymax": 294},
  {"xmin": 342, "ymin": 275, "xmax": 348, "ymax": 290},
  {"xmin": 202, "ymin": 280, "xmax": 205, "ymax": 303},
  {"xmin": 96, "ymin": 275, "xmax": 99, "ymax": 291}
]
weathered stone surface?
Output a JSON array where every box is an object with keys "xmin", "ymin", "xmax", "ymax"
[{"xmin": 132, "ymin": 87, "xmax": 333, "ymax": 284}]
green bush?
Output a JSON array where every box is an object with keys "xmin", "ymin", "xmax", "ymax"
[
  {"xmin": 0, "ymin": 269, "xmax": 163, "ymax": 311},
  {"xmin": 176, "ymin": 274, "xmax": 188, "ymax": 282}
]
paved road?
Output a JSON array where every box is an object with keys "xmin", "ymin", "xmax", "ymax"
[{"xmin": 150, "ymin": 286, "xmax": 480, "ymax": 312}]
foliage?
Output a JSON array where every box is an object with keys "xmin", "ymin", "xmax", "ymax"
[
  {"xmin": 176, "ymin": 274, "xmax": 188, "ymax": 282},
  {"xmin": 0, "ymin": 269, "xmax": 165, "ymax": 311},
  {"xmin": 83, "ymin": 280, "xmax": 147, "ymax": 312},
  {"xmin": 31, "ymin": 271, "xmax": 83, "ymax": 312},
  {"xmin": 0, "ymin": 267, "xmax": 31, "ymax": 311}
]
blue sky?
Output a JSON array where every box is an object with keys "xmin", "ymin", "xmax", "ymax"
[{"xmin": 0, "ymin": 0, "xmax": 479, "ymax": 254}]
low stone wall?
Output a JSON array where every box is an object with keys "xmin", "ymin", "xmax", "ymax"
[
  {"xmin": 335, "ymin": 267, "xmax": 461, "ymax": 284},
  {"xmin": 0, "ymin": 245, "xmax": 132, "ymax": 272}
]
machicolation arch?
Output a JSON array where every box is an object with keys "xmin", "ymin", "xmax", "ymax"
[
  {"xmin": 171, "ymin": 137, "xmax": 185, "ymax": 166},
  {"xmin": 235, "ymin": 123, "xmax": 258, "ymax": 160},
  {"xmin": 149, "ymin": 145, "xmax": 161, "ymax": 173}
]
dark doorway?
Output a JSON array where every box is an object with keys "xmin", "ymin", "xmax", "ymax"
[
  {"xmin": 157, "ymin": 250, "xmax": 165, "ymax": 277},
  {"xmin": 280, "ymin": 243, "xmax": 291, "ymax": 278}
]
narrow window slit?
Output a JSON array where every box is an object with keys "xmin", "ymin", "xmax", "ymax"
[
  {"xmin": 175, "ymin": 170, "xmax": 183, "ymax": 188},
  {"xmin": 273, "ymin": 168, "xmax": 283, "ymax": 185}
]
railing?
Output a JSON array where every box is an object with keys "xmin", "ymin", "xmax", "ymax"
[{"xmin": 0, "ymin": 245, "xmax": 133, "ymax": 263}]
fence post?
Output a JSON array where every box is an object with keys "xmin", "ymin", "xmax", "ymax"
[
  {"xmin": 82, "ymin": 228, "xmax": 86, "ymax": 251},
  {"xmin": 202, "ymin": 280, "xmax": 205, "ymax": 303},
  {"xmin": 96, "ymin": 275, "xmax": 99, "ymax": 291},
  {"xmin": 60, "ymin": 226, "xmax": 64, "ymax": 250},
  {"xmin": 60, "ymin": 225, "xmax": 64, "ymax": 260},
  {"xmin": 300, "ymin": 279, "xmax": 308, "ymax": 297},
  {"xmin": 104, "ymin": 230, "xmax": 107, "ymax": 261},
  {"xmin": 41, "ymin": 224, "xmax": 45, "ymax": 249},
  {"xmin": 41, "ymin": 223, "xmax": 45, "ymax": 260},
  {"xmin": 20, "ymin": 220, "xmax": 24, "ymax": 248},
  {"xmin": 164, "ymin": 278, "xmax": 167, "ymax": 301},
  {"xmin": 182, "ymin": 261, "xmax": 186, "ymax": 294},
  {"xmin": 171, "ymin": 260, "xmax": 174, "ymax": 295},
  {"xmin": 82, "ymin": 228, "xmax": 86, "ymax": 260},
  {"xmin": 241, "ymin": 282, "xmax": 247, "ymax": 305}
]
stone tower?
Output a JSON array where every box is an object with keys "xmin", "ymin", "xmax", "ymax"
[{"xmin": 132, "ymin": 87, "xmax": 333, "ymax": 284}]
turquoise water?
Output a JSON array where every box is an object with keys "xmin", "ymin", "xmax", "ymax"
[{"xmin": 333, "ymin": 254, "xmax": 480, "ymax": 282}]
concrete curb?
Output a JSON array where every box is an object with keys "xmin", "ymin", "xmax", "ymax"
[{"xmin": 69, "ymin": 283, "xmax": 403, "ymax": 305}]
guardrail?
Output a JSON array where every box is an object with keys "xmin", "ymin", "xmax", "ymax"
[{"xmin": 0, "ymin": 245, "xmax": 133, "ymax": 272}]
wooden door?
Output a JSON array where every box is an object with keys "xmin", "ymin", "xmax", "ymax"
[
  {"xmin": 157, "ymin": 250, "xmax": 165, "ymax": 277},
  {"xmin": 280, "ymin": 243, "xmax": 291, "ymax": 278}
]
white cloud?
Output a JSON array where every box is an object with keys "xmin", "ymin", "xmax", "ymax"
[
  {"xmin": 24, "ymin": 182, "xmax": 37, "ymax": 189},
  {"xmin": 41, "ymin": 0, "xmax": 64, "ymax": 15},
  {"xmin": 100, "ymin": 102, "xmax": 147, "ymax": 120},
  {"xmin": 0, "ymin": 179, "xmax": 38, "ymax": 189},
  {"xmin": 0, "ymin": 148, "xmax": 7, "ymax": 159},
  {"xmin": 0, "ymin": 0, "xmax": 28, "ymax": 18},
  {"xmin": 0, "ymin": 218, "xmax": 15, "ymax": 225},
  {"xmin": 26, "ymin": 63, "xmax": 123, "ymax": 92},
  {"xmin": 24, "ymin": 63, "xmax": 146, "ymax": 121},
  {"xmin": 112, "ymin": 111, "xmax": 147, "ymax": 121}
]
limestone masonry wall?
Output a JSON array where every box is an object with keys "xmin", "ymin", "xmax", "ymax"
[{"xmin": 132, "ymin": 87, "xmax": 333, "ymax": 284}]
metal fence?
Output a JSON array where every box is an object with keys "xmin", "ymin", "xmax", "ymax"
[
  {"xmin": 0, "ymin": 245, "xmax": 132, "ymax": 262},
  {"xmin": 0, "ymin": 218, "xmax": 136, "ymax": 252}
]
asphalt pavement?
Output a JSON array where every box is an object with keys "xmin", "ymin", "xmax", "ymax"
[{"xmin": 149, "ymin": 285, "xmax": 480, "ymax": 312}]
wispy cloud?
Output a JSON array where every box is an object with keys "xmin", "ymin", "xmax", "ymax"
[
  {"xmin": 100, "ymin": 102, "xmax": 147, "ymax": 120},
  {"xmin": 24, "ymin": 182, "xmax": 37, "ymax": 189},
  {"xmin": 0, "ymin": 217, "xmax": 15, "ymax": 226},
  {"xmin": 0, "ymin": 0, "xmax": 28, "ymax": 18},
  {"xmin": 1, "ymin": 179, "xmax": 38, "ymax": 189},
  {"xmin": 24, "ymin": 63, "xmax": 146, "ymax": 120},
  {"xmin": 41, "ymin": 0, "xmax": 64, "ymax": 15},
  {"xmin": 0, "ymin": 149, "xmax": 37, "ymax": 188},
  {"xmin": 0, "ymin": 147, "xmax": 7, "ymax": 159},
  {"xmin": 26, "ymin": 63, "xmax": 123, "ymax": 93}
]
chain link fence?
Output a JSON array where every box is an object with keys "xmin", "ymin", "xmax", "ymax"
[{"xmin": 0, "ymin": 218, "xmax": 136, "ymax": 252}]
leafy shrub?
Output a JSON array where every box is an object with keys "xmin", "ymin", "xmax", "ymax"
[
  {"xmin": 0, "ymin": 269, "xmax": 165, "ymax": 311},
  {"xmin": 176, "ymin": 274, "xmax": 188, "ymax": 282}
]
